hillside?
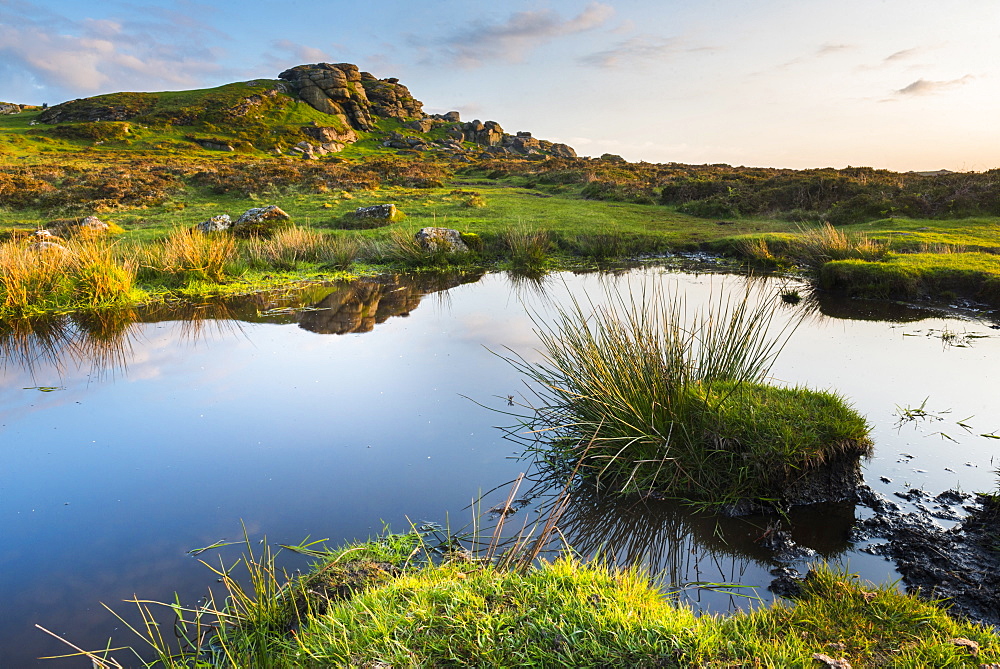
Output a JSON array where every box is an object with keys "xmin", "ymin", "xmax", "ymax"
[{"xmin": 0, "ymin": 62, "xmax": 576, "ymax": 161}]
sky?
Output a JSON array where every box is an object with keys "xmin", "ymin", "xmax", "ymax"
[{"xmin": 1, "ymin": 0, "xmax": 997, "ymax": 171}]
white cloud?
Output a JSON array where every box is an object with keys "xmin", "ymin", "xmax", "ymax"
[
  {"xmin": 579, "ymin": 35, "xmax": 688, "ymax": 68},
  {"xmin": 895, "ymin": 74, "xmax": 974, "ymax": 96},
  {"xmin": 438, "ymin": 2, "xmax": 615, "ymax": 68},
  {"xmin": 0, "ymin": 2, "xmax": 227, "ymax": 100}
]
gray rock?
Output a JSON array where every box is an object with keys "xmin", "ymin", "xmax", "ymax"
[
  {"xmin": 28, "ymin": 241, "xmax": 70, "ymax": 255},
  {"xmin": 79, "ymin": 216, "xmax": 110, "ymax": 233},
  {"xmin": 414, "ymin": 227, "xmax": 469, "ymax": 253},
  {"xmin": 195, "ymin": 214, "xmax": 231, "ymax": 233},
  {"xmin": 232, "ymin": 206, "xmax": 291, "ymax": 237},
  {"xmin": 355, "ymin": 204, "xmax": 398, "ymax": 220},
  {"xmin": 301, "ymin": 123, "xmax": 358, "ymax": 145},
  {"xmin": 196, "ymin": 139, "xmax": 235, "ymax": 152}
]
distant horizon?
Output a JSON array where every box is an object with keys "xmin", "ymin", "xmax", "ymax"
[{"xmin": 3, "ymin": 0, "xmax": 997, "ymax": 172}]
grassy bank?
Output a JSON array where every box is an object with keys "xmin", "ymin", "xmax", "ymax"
[
  {"xmin": 79, "ymin": 533, "xmax": 999, "ymax": 667},
  {"xmin": 3, "ymin": 142, "xmax": 1000, "ymax": 315}
]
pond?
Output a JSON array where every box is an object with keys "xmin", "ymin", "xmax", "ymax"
[{"xmin": 2, "ymin": 265, "xmax": 999, "ymax": 666}]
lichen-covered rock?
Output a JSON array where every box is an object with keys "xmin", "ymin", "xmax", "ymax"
[
  {"xmin": 361, "ymin": 75, "xmax": 425, "ymax": 120},
  {"xmin": 80, "ymin": 216, "xmax": 109, "ymax": 233},
  {"xmin": 196, "ymin": 214, "xmax": 231, "ymax": 233},
  {"xmin": 232, "ymin": 205, "xmax": 291, "ymax": 238},
  {"xmin": 301, "ymin": 123, "xmax": 357, "ymax": 145},
  {"xmin": 415, "ymin": 227, "xmax": 469, "ymax": 253},
  {"xmin": 278, "ymin": 63, "xmax": 374, "ymax": 131},
  {"xmin": 355, "ymin": 204, "xmax": 398, "ymax": 220},
  {"xmin": 28, "ymin": 240, "xmax": 70, "ymax": 255},
  {"xmin": 196, "ymin": 138, "xmax": 235, "ymax": 152}
]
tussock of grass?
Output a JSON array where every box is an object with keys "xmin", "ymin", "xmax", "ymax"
[
  {"xmin": 507, "ymin": 281, "xmax": 870, "ymax": 506},
  {"xmin": 0, "ymin": 239, "xmax": 137, "ymax": 315},
  {"xmin": 793, "ymin": 222, "xmax": 889, "ymax": 268},
  {"xmin": 501, "ymin": 225, "xmax": 550, "ymax": 271},
  {"xmin": 156, "ymin": 228, "xmax": 236, "ymax": 282}
]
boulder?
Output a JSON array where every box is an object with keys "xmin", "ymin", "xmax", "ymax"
[
  {"xmin": 0, "ymin": 103, "xmax": 25, "ymax": 115},
  {"xmin": 293, "ymin": 141, "xmax": 318, "ymax": 159},
  {"xmin": 549, "ymin": 143, "xmax": 577, "ymax": 158},
  {"xmin": 414, "ymin": 227, "xmax": 469, "ymax": 253},
  {"xmin": 196, "ymin": 138, "xmax": 235, "ymax": 152},
  {"xmin": 355, "ymin": 204, "xmax": 398, "ymax": 220},
  {"xmin": 404, "ymin": 119, "xmax": 434, "ymax": 133},
  {"xmin": 361, "ymin": 74, "xmax": 425, "ymax": 120},
  {"xmin": 28, "ymin": 241, "xmax": 70, "ymax": 255},
  {"xmin": 232, "ymin": 205, "xmax": 292, "ymax": 238},
  {"xmin": 462, "ymin": 120, "xmax": 504, "ymax": 147},
  {"xmin": 279, "ymin": 63, "xmax": 374, "ymax": 131},
  {"xmin": 301, "ymin": 123, "xmax": 357, "ymax": 145},
  {"xmin": 195, "ymin": 214, "xmax": 231, "ymax": 233},
  {"xmin": 79, "ymin": 216, "xmax": 110, "ymax": 234}
]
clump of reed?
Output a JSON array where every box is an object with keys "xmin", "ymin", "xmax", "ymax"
[
  {"xmin": 155, "ymin": 228, "xmax": 236, "ymax": 283},
  {"xmin": 506, "ymin": 280, "xmax": 870, "ymax": 506},
  {"xmin": 241, "ymin": 225, "xmax": 330, "ymax": 270},
  {"xmin": 792, "ymin": 222, "xmax": 889, "ymax": 269},
  {"xmin": 0, "ymin": 239, "xmax": 136, "ymax": 315},
  {"xmin": 501, "ymin": 225, "xmax": 550, "ymax": 271}
]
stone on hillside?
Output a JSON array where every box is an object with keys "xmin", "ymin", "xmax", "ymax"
[
  {"xmin": 293, "ymin": 141, "xmax": 319, "ymax": 159},
  {"xmin": 0, "ymin": 103, "xmax": 25, "ymax": 115},
  {"xmin": 550, "ymin": 143, "xmax": 577, "ymax": 158},
  {"xmin": 279, "ymin": 63, "xmax": 374, "ymax": 131},
  {"xmin": 404, "ymin": 119, "xmax": 434, "ymax": 133},
  {"xmin": 301, "ymin": 124, "xmax": 357, "ymax": 145},
  {"xmin": 196, "ymin": 214, "xmax": 231, "ymax": 233},
  {"xmin": 355, "ymin": 204, "xmax": 398, "ymax": 220},
  {"xmin": 196, "ymin": 138, "xmax": 235, "ymax": 152},
  {"xmin": 442, "ymin": 111, "xmax": 460, "ymax": 122},
  {"xmin": 80, "ymin": 216, "xmax": 109, "ymax": 233},
  {"xmin": 415, "ymin": 227, "xmax": 469, "ymax": 253},
  {"xmin": 457, "ymin": 119, "xmax": 504, "ymax": 147},
  {"xmin": 31, "ymin": 229, "xmax": 55, "ymax": 241},
  {"xmin": 232, "ymin": 205, "xmax": 292, "ymax": 238},
  {"xmin": 361, "ymin": 73, "xmax": 425, "ymax": 120},
  {"xmin": 28, "ymin": 241, "xmax": 70, "ymax": 255}
]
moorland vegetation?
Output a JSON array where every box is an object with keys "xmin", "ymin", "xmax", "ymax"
[{"xmin": 6, "ymin": 66, "xmax": 1000, "ymax": 666}]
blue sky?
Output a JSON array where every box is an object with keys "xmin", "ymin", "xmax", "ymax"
[{"xmin": 1, "ymin": 0, "xmax": 997, "ymax": 171}]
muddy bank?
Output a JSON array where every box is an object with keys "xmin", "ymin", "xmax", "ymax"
[
  {"xmin": 851, "ymin": 485, "xmax": 1000, "ymax": 627},
  {"xmin": 766, "ymin": 483, "xmax": 1000, "ymax": 628}
]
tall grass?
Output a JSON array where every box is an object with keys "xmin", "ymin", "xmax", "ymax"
[
  {"xmin": 505, "ymin": 279, "xmax": 869, "ymax": 505},
  {"xmin": 242, "ymin": 225, "xmax": 330, "ymax": 270},
  {"xmin": 0, "ymin": 239, "xmax": 135, "ymax": 315},
  {"xmin": 157, "ymin": 228, "xmax": 236, "ymax": 282},
  {"xmin": 793, "ymin": 222, "xmax": 889, "ymax": 268},
  {"xmin": 502, "ymin": 225, "xmax": 550, "ymax": 271}
]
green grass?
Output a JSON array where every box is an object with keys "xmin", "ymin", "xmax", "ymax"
[
  {"xmin": 76, "ymin": 535, "xmax": 1000, "ymax": 668},
  {"xmin": 821, "ymin": 252, "xmax": 1000, "ymax": 305},
  {"xmin": 505, "ymin": 280, "xmax": 871, "ymax": 507}
]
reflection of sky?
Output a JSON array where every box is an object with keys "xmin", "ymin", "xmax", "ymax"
[{"xmin": 1, "ymin": 269, "xmax": 999, "ymax": 664}]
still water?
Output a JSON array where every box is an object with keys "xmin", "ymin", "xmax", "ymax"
[{"xmin": 1, "ymin": 266, "xmax": 998, "ymax": 666}]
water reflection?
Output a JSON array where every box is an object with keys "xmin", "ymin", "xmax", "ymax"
[{"xmin": 0, "ymin": 272, "xmax": 484, "ymax": 378}]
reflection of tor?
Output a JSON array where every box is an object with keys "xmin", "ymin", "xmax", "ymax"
[{"xmin": 298, "ymin": 273, "xmax": 482, "ymax": 335}]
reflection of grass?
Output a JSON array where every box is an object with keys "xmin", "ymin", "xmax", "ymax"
[{"xmin": 507, "ymin": 281, "xmax": 870, "ymax": 507}]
